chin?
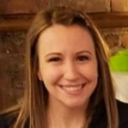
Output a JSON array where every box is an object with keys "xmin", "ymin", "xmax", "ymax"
[{"xmin": 63, "ymin": 100, "xmax": 88, "ymax": 109}]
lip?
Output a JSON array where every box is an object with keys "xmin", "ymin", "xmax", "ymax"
[{"xmin": 58, "ymin": 84, "xmax": 85, "ymax": 95}]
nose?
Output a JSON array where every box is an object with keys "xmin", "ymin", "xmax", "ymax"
[{"xmin": 63, "ymin": 61, "xmax": 79, "ymax": 81}]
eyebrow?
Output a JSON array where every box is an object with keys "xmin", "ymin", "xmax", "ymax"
[
  {"xmin": 45, "ymin": 53, "xmax": 62, "ymax": 58},
  {"xmin": 45, "ymin": 50, "xmax": 92, "ymax": 57},
  {"xmin": 76, "ymin": 50, "xmax": 92, "ymax": 55}
]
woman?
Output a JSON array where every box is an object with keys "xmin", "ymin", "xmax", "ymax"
[{"xmin": 0, "ymin": 5, "xmax": 128, "ymax": 128}]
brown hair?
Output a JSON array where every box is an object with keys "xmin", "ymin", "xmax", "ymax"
[{"xmin": 4, "ymin": 5, "xmax": 118, "ymax": 128}]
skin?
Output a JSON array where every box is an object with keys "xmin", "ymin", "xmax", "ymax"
[{"xmin": 37, "ymin": 24, "xmax": 98, "ymax": 128}]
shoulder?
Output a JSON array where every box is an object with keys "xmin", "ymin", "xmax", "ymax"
[
  {"xmin": 90, "ymin": 100, "xmax": 128, "ymax": 128},
  {"xmin": 0, "ymin": 115, "xmax": 6, "ymax": 128},
  {"xmin": 117, "ymin": 100, "xmax": 128, "ymax": 113},
  {"xmin": 117, "ymin": 100, "xmax": 128, "ymax": 128},
  {"xmin": 0, "ymin": 114, "xmax": 13, "ymax": 128},
  {"xmin": 0, "ymin": 113, "xmax": 29, "ymax": 128}
]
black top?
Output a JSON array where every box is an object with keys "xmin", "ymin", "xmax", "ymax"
[
  {"xmin": 90, "ymin": 100, "xmax": 128, "ymax": 128},
  {"xmin": 0, "ymin": 100, "xmax": 128, "ymax": 128}
]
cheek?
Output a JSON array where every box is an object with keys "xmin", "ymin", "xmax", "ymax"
[
  {"xmin": 82, "ymin": 62, "xmax": 98, "ymax": 79},
  {"xmin": 81, "ymin": 63, "xmax": 98, "ymax": 89},
  {"xmin": 38, "ymin": 65, "xmax": 61, "ymax": 86},
  {"xmin": 91, "ymin": 65, "xmax": 98, "ymax": 88}
]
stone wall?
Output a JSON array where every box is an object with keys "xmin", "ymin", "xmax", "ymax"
[
  {"xmin": 0, "ymin": 32, "xmax": 26, "ymax": 109},
  {"xmin": 0, "ymin": 0, "xmax": 128, "ymax": 110}
]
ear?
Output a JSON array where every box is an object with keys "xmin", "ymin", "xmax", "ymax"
[{"xmin": 37, "ymin": 71, "xmax": 42, "ymax": 81}]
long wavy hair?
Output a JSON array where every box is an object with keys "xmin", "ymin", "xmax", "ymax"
[{"xmin": 2, "ymin": 5, "xmax": 118, "ymax": 128}]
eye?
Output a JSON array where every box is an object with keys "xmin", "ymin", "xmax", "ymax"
[
  {"xmin": 77, "ymin": 55, "xmax": 89, "ymax": 61},
  {"xmin": 48, "ymin": 57, "xmax": 61, "ymax": 62}
]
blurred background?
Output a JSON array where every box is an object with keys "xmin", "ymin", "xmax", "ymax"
[{"xmin": 0, "ymin": 0, "xmax": 128, "ymax": 110}]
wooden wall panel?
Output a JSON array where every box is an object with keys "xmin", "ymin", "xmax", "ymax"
[{"xmin": 0, "ymin": 0, "xmax": 46, "ymax": 14}]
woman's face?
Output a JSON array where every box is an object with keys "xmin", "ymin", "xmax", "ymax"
[{"xmin": 37, "ymin": 24, "xmax": 98, "ymax": 109}]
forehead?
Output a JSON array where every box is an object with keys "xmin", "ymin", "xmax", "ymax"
[
  {"xmin": 38, "ymin": 24, "xmax": 93, "ymax": 42},
  {"xmin": 37, "ymin": 24, "xmax": 95, "ymax": 53}
]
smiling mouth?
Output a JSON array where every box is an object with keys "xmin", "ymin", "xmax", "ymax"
[{"xmin": 59, "ymin": 84, "xmax": 85, "ymax": 95}]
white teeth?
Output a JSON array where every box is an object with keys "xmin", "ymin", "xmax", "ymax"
[{"xmin": 61, "ymin": 85, "xmax": 83, "ymax": 92}]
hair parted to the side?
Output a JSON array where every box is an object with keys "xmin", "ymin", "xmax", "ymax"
[{"xmin": 5, "ymin": 5, "xmax": 118, "ymax": 128}]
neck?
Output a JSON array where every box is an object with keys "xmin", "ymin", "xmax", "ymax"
[{"xmin": 47, "ymin": 98, "xmax": 88, "ymax": 128}]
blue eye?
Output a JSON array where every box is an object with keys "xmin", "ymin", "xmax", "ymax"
[{"xmin": 77, "ymin": 55, "xmax": 89, "ymax": 61}]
